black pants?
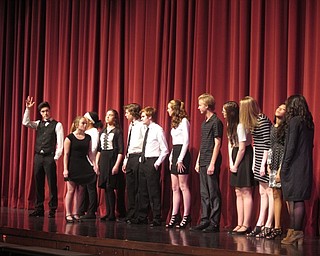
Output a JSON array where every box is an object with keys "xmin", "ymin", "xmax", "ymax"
[
  {"xmin": 199, "ymin": 165, "xmax": 221, "ymax": 226},
  {"xmin": 138, "ymin": 157, "xmax": 161, "ymax": 221},
  {"xmin": 79, "ymin": 178, "xmax": 97, "ymax": 215},
  {"xmin": 33, "ymin": 153, "xmax": 57, "ymax": 211},
  {"xmin": 125, "ymin": 154, "xmax": 140, "ymax": 220}
]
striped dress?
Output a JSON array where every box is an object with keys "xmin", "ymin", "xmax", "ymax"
[{"xmin": 251, "ymin": 113, "xmax": 271, "ymax": 183}]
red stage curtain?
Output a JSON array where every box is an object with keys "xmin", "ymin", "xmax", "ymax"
[{"xmin": 0, "ymin": 0, "xmax": 319, "ymax": 235}]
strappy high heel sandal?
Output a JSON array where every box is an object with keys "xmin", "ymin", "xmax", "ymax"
[
  {"xmin": 73, "ymin": 214, "xmax": 81, "ymax": 222},
  {"xmin": 256, "ymin": 227, "xmax": 272, "ymax": 238},
  {"xmin": 65, "ymin": 215, "xmax": 74, "ymax": 223},
  {"xmin": 166, "ymin": 214, "xmax": 181, "ymax": 228},
  {"xmin": 176, "ymin": 215, "xmax": 191, "ymax": 229},
  {"xmin": 266, "ymin": 228, "xmax": 282, "ymax": 240},
  {"xmin": 247, "ymin": 226, "xmax": 263, "ymax": 237}
]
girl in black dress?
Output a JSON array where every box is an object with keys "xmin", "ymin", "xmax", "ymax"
[
  {"xmin": 63, "ymin": 116, "xmax": 98, "ymax": 223},
  {"xmin": 266, "ymin": 104, "xmax": 286, "ymax": 239},
  {"xmin": 97, "ymin": 109, "xmax": 125, "ymax": 221},
  {"xmin": 222, "ymin": 101, "xmax": 254, "ymax": 235},
  {"xmin": 280, "ymin": 95, "xmax": 314, "ymax": 245}
]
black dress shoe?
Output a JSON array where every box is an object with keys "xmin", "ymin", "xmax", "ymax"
[
  {"xmin": 100, "ymin": 215, "xmax": 109, "ymax": 221},
  {"xmin": 29, "ymin": 210, "xmax": 44, "ymax": 217},
  {"xmin": 131, "ymin": 218, "xmax": 148, "ymax": 225},
  {"xmin": 80, "ymin": 213, "xmax": 96, "ymax": 220},
  {"xmin": 107, "ymin": 216, "xmax": 116, "ymax": 221},
  {"xmin": 48, "ymin": 210, "xmax": 56, "ymax": 218},
  {"xmin": 189, "ymin": 222, "xmax": 210, "ymax": 231},
  {"xmin": 150, "ymin": 220, "xmax": 161, "ymax": 227},
  {"xmin": 116, "ymin": 217, "xmax": 126, "ymax": 223},
  {"xmin": 202, "ymin": 224, "xmax": 220, "ymax": 233}
]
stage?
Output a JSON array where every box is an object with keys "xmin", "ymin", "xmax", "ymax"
[{"xmin": 0, "ymin": 207, "xmax": 318, "ymax": 255}]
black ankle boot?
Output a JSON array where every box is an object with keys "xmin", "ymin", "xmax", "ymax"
[{"xmin": 166, "ymin": 214, "xmax": 181, "ymax": 228}]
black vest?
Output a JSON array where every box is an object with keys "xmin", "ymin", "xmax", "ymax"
[{"xmin": 35, "ymin": 120, "xmax": 58, "ymax": 154}]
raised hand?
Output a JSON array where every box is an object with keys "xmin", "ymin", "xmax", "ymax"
[{"xmin": 25, "ymin": 96, "xmax": 35, "ymax": 108}]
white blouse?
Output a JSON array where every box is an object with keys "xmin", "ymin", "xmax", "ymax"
[{"xmin": 170, "ymin": 118, "xmax": 190, "ymax": 163}]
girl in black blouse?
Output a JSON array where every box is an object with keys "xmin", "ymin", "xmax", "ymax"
[{"xmin": 97, "ymin": 109, "xmax": 125, "ymax": 221}]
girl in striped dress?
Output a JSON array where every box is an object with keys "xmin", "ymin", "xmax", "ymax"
[{"xmin": 240, "ymin": 96, "xmax": 273, "ymax": 238}]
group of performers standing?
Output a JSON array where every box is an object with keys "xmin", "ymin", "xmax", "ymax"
[{"xmin": 22, "ymin": 92, "xmax": 314, "ymax": 246}]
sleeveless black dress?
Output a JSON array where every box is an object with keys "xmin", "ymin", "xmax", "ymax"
[{"xmin": 67, "ymin": 133, "xmax": 96, "ymax": 185}]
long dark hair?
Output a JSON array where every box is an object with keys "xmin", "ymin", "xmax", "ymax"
[
  {"xmin": 285, "ymin": 94, "xmax": 314, "ymax": 129},
  {"xmin": 223, "ymin": 101, "xmax": 239, "ymax": 147},
  {"xmin": 106, "ymin": 109, "xmax": 121, "ymax": 129},
  {"xmin": 278, "ymin": 95, "xmax": 314, "ymax": 141},
  {"xmin": 274, "ymin": 103, "xmax": 286, "ymax": 141}
]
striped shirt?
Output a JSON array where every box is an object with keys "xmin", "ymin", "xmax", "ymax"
[
  {"xmin": 199, "ymin": 114, "xmax": 223, "ymax": 167},
  {"xmin": 251, "ymin": 113, "xmax": 271, "ymax": 183}
]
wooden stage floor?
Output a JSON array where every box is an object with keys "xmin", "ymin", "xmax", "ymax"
[{"xmin": 0, "ymin": 207, "xmax": 318, "ymax": 255}]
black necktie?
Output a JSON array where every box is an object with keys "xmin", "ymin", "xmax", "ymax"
[
  {"xmin": 126, "ymin": 124, "xmax": 133, "ymax": 156},
  {"xmin": 141, "ymin": 127, "xmax": 149, "ymax": 162}
]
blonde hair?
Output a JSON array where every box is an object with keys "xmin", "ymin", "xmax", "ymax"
[
  {"xmin": 239, "ymin": 96, "xmax": 260, "ymax": 131},
  {"xmin": 198, "ymin": 93, "xmax": 215, "ymax": 110},
  {"xmin": 70, "ymin": 116, "xmax": 85, "ymax": 133}
]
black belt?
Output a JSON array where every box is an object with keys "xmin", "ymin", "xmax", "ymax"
[
  {"xmin": 145, "ymin": 157, "xmax": 158, "ymax": 160},
  {"xmin": 36, "ymin": 151, "xmax": 54, "ymax": 156},
  {"xmin": 129, "ymin": 153, "xmax": 141, "ymax": 157}
]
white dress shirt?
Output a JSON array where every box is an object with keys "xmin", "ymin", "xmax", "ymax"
[
  {"xmin": 85, "ymin": 127, "xmax": 99, "ymax": 166},
  {"xmin": 143, "ymin": 122, "xmax": 169, "ymax": 167},
  {"xmin": 22, "ymin": 108, "xmax": 64, "ymax": 160},
  {"xmin": 127, "ymin": 119, "xmax": 146, "ymax": 154}
]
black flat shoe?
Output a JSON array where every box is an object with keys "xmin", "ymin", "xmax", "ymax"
[
  {"xmin": 236, "ymin": 226, "xmax": 251, "ymax": 235},
  {"xmin": 228, "ymin": 225, "xmax": 241, "ymax": 235}
]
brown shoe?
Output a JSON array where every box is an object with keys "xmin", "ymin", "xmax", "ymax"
[
  {"xmin": 281, "ymin": 230, "xmax": 304, "ymax": 245},
  {"xmin": 281, "ymin": 228, "xmax": 294, "ymax": 243}
]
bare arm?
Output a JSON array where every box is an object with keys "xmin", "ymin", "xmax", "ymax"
[{"xmin": 63, "ymin": 137, "xmax": 71, "ymax": 178}]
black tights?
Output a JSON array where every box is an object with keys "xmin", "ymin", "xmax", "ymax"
[{"xmin": 287, "ymin": 201, "xmax": 305, "ymax": 231}]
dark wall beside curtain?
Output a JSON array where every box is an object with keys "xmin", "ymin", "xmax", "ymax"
[{"xmin": 0, "ymin": 0, "xmax": 319, "ymax": 235}]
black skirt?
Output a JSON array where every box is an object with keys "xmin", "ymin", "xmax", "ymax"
[
  {"xmin": 170, "ymin": 144, "xmax": 190, "ymax": 175},
  {"xmin": 230, "ymin": 145, "xmax": 254, "ymax": 187}
]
